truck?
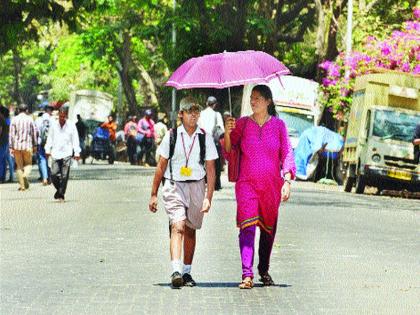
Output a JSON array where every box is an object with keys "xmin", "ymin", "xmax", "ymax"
[
  {"xmin": 68, "ymin": 89, "xmax": 113, "ymax": 123},
  {"xmin": 68, "ymin": 90, "xmax": 115, "ymax": 164},
  {"xmin": 241, "ymin": 76, "xmax": 321, "ymax": 149},
  {"xmin": 342, "ymin": 72, "xmax": 420, "ymax": 194}
]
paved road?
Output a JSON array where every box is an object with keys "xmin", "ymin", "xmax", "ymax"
[{"xmin": 1, "ymin": 163, "xmax": 419, "ymax": 314}]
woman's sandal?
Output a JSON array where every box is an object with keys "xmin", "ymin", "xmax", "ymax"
[
  {"xmin": 238, "ymin": 277, "xmax": 254, "ymax": 289},
  {"xmin": 259, "ymin": 273, "xmax": 275, "ymax": 286}
]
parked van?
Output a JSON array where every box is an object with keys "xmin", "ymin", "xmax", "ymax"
[{"xmin": 342, "ymin": 72, "xmax": 420, "ymax": 193}]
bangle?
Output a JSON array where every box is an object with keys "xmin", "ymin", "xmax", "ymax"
[{"xmin": 284, "ymin": 179, "xmax": 292, "ymax": 185}]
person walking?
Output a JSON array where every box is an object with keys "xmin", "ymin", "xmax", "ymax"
[
  {"xmin": 76, "ymin": 114, "xmax": 87, "ymax": 162},
  {"xmin": 101, "ymin": 115, "xmax": 117, "ymax": 144},
  {"xmin": 148, "ymin": 97, "xmax": 218, "ymax": 288},
  {"xmin": 45, "ymin": 107, "xmax": 81, "ymax": 202},
  {"xmin": 0, "ymin": 110, "xmax": 8, "ymax": 183},
  {"xmin": 154, "ymin": 113, "xmax": 169, "ymax": 163},
  {"xmin": 9, "ymin": 104, "xmax": 38, "ymax": 191},
  {"xmin": 223, "ymin": 85, "xmax": 296, "ymax": 289},
  {"xmin": 138, "ymin": 109, "xmax": 156, "ymax": 166},
  {"xmin": 35, "ymin": 107, "xmax": 53, "ymax": 185},
  {"xmin": 0, "ymin": 106, "xmax": 15, "ymax": 182},
  {"xmin": 124, "ymin": 115, "xmax": 138, "ymax": 165},
  {"xmin": 198, "ymin": 96, "xmax": 225, "ymax": 190}
]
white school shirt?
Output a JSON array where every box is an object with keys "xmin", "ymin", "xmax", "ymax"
[
  {"xmin": 158, "ymin": 125, "xmax": 218, "ymax": 181},
  {"xmin": 45, "ymin": 120, "xmax": 81, "ymax": 159},
  {"xmin": 198, "ymin": 107, "xmax": 225, "ymax": 134}
]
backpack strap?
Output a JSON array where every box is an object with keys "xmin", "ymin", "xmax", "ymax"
[
  {"xmin": 167, "ymin": 127, "xmax": 205, "ymax": 183},
  {"xmin": 168, "ymin": 127, "xmax": 177, "ymax": 182},
  {"xmin": 198, "ymin": 128, "xmax": 206, "ymax": 166}
]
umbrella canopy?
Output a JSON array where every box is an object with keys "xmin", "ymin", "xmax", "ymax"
[{"xmin": 165, "ymin": 50, "xmax": 290, "ymax": 90}]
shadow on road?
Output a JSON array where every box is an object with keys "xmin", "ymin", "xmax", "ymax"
[{"xmin": 154, "ymin": 282, "xmax": 292, "ymax": 288}]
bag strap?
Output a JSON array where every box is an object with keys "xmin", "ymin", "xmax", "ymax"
[
  {"xmin": 237, "ymin": 117, "xmax": 249, "ymax": 147},
  {"xmin": 198, "ymin": 128, "xmax": 206, "ymax": 165},
  {"xmin": 168, "ymin": 127, "xmax": 206, "ymax": 181},
  {"xmin": 169, "ymin": 127, "xmax": 177, "ymax": 182}
]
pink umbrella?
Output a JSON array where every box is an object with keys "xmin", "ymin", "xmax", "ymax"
[
  {"xmin": 166, "ymin": 50, "xmax": 290, "ymax": 89},
  {"xmin": 165, "ymin": 50, "xmax": 290, "ymax": 112}
]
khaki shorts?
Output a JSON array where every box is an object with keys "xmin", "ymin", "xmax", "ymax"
[
  {"xmin": 14, "ymin": 149, "xmax": 33, "ymax": 170},
  {"xmin": 162, "ymin": 179, "xmax": 206, "ymax": 230}
]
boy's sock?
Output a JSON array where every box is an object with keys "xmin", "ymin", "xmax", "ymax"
[
  {"xmin": 183, "ymin": 264, "xmax": 192, "ymax": 275},
  {"xmin": 171, "ymin": 259, "xmax": 183, "ymax": 274}
]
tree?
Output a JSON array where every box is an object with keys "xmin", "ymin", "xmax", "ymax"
[
  {"xmin": 318, "ymin": 7, "xmax": 420, "ymax": 117},
  {"xmin": 0, "ymin": 0, "xmax": 97, "ymax": 55},
  {"xmin": 161, "ymin": 1, "xmax": 317, "ymax": 77},
  {"xmin": 80, "ymin": 0, "xmax": 166, "ymax": 115}
]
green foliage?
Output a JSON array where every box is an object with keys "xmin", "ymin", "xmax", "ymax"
[{"xmin": 0, "ymin": 53, "xmax": 14, "ymax": 105}]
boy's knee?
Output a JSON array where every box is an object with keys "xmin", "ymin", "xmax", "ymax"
[{"xmin": 171, "ymin": 221, "xmax": 186, "ymax": 235}]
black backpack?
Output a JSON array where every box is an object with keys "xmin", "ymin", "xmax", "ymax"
[{"xmin": 167, "ymin": 127, "xmax": 206, "ymax": 182}]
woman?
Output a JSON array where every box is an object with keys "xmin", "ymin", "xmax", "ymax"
[{"xmin": 224, "ymin": 85, "xmax": 296, "ymax": 289}]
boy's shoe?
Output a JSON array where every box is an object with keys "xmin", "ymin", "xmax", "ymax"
[
  {"xmin": 23, "ymin": 177, "xmax": 29, "ymax": 189},
  {"xmin": 182, "ymin": 273, "xmax": 196, "ymax": 287},
  {"xmin": 171, "ymin": 272, "xmax": 183, "ymax": 288}
]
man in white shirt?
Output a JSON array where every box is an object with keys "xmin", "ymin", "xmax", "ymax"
[
  {"xmin": 45, "ymin": 107, "xmax": 80, "ymax": 202},
  {"xmin": 149, "ymin": 97, "xmax": 218, "ymax": 288},
  {"xmin": 198, "ymin": 96, "xmax": 225, "ymax": 190}
]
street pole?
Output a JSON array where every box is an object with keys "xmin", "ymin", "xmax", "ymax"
[
  {"xmin": 171, "ymin": 0, "xmax": 177, "ymax": 128},
  {"xmin": 344, "ymin": 0, "xmax": 353, "ymax": 80}
]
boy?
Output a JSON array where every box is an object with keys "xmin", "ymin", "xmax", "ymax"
[{"xmin": 148, "ymin": 97, "xmax": 218, "ymax": 288}]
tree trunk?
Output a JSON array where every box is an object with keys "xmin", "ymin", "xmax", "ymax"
[
  {"xmin": 314, "ymin": 0, "xmax": 327, "ymax": 79},
  {"xmin": 115, "ymin": 32, "xmax": 138, "ymax": 115},
  {"xmin": 229, "ymin": 0, "xmax": 247, "ymax": 51},
  {"xmin": 12, "ymin": 48, "xmax": 23, "ymax": 105},
  {"xmin": 136, "ymin": 63, "xmax": 158, "ymax": 108},
  {"xmin": 325, "ymin": 0, "xmax": 347, "ymax": 61}
]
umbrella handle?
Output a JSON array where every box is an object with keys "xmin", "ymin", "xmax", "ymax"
[{"xmin": 228, "ymin": 87, "xmax": 232, "ymax": 115}]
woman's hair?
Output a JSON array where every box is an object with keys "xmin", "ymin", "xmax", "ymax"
[{"xmin": 252, "ymin": 85, "xmax": 277, "ymax": 116}]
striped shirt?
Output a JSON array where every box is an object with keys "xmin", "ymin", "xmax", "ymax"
[{"xmin": 9, "ymin": 113, "xmax": 38, "ymax": 150}]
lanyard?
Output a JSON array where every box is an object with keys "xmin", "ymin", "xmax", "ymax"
[{"xmin": 180, "ymin": 133, "xmax": 197, "ymax": 167}]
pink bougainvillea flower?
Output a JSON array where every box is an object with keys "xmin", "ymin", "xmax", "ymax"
[{"xmin": 413, "ymin": 7, "xmax": 420, "ymax": 19}]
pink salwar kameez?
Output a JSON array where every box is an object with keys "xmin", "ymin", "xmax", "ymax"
[{"xmin": 224, "ymin": 116, "xmax": 296, "ymax": 279}]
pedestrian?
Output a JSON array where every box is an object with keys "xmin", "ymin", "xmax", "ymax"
[
  {"xmin": 154, "ymin": 112, "xmax": 169, "ymax": 163},
  {"xmin": 0, "ymin": 106, "xmax": 15, "ymax": 182},
  {"xmin": 137, "ymin": 109, "xmax": 156, "ymax": 166},
  {"xmin": 413, "ymin": 122, "xmax": 420, "ymax": 164},
  {"xmin": 148, "ymin": 96, "xmax": 218, "ymax": 288},
  {"xmin": 45, "ymin": 107, "xmax": 81, "ymax": 202},
  {"xmin": 0, "ymin": 110, "xmax": 8, "ymax": 183},
  {"xmin": 101, "ymin": 115, "xmax": 117, "ymax": 144},
  {"xmin": 9, "ymin": 104, "xmax": 38, "ymax": 191},
  {"xmin": 35, "ymin": 107, "xmax": 53, "ymax": 185},
  {"xmin": 124, "ymin": 115, "xmax": 138, "ymax": 165},
  {"xmin": 223, "ymin": 85, "xmax": 296, "ymax": 289},
  {"xmin": 198, "ymin": 96, "xmax": 225, "ymax": 190},
  {"xmin": 76, "ymin": 114, "xmax": 87, "ymax": 162}
]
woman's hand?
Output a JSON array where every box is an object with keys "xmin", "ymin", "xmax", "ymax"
[
  {"xmin": 224, "ymin": 117, "xmax": 236, "ymax": 136},
  {"xmin": 281, "ymin": 182, "xmax": 291, "ymax": 202}
]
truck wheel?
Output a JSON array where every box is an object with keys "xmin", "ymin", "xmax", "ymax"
[
  {"xmin": 355, "ymin": 175, "xmax": 366, "ymax": 194},
  {"xmin": 344, "ymin": 177, "xmax": 355, "ymax": 192}
]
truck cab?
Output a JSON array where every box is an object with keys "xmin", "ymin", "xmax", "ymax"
[{"xmin": 343, "ymin": 72, "xmax": 420, "ymax": 193}]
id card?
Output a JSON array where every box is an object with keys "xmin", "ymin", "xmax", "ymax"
[{"xmin": 180, "ymin": 166, "xmax": 192, "ymax": 177}]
